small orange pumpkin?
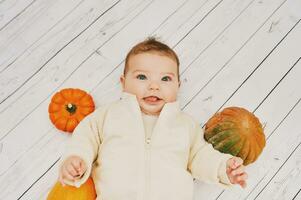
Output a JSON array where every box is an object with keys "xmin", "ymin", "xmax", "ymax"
[
  {"xmin": 47, "ymin": 177, "xmax": 97, "ymax": 200},
  {"xmin": 204, "ymin": 107, "xmax": 266, "ymax": 165},
  {"xmin": 48, "ymin": 88, "xmax": 95, "ymax": 133}
]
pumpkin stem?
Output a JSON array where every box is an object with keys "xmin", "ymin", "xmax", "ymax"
[{"xmin": 66, "ymin": 103, "xmax": 77, "ymax": 115}]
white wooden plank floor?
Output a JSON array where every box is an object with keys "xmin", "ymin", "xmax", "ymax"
[{"xmin": 0, "ymin": 0, "xmax": 300, "ymax": 199}]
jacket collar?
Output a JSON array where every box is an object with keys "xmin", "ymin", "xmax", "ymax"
[{"xmin": 120, "ymin": 92, "xmax": 181, "ymax": 122}]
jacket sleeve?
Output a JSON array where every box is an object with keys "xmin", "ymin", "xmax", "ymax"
[
  {"xmin": 60, "ymin": 106, "xmax": 107, "ymax": 187},
  {"xmin": 187, "ymin": 122, "xmax": 233, "ymax": 187}
]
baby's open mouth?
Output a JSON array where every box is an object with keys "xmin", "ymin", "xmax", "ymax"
[{"xmin": 143, "ymin": 96, "xmax": 162, "ymax": 104}]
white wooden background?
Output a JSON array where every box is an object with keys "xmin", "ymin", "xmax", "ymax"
[{"xmin": 0, "ymin": 0, "xmax": 300, "ymax": 199}]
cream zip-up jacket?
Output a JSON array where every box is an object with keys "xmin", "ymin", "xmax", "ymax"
[{"xmin": 62, "ymin": 92, "xmax": 233, "ymax": 200}]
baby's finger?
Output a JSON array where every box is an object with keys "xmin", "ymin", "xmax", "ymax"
[
  {"xmin": 66, "ymin": 164, "xmax": 79, "ymax": 177},
  {"xmin": 227, "ymin": 157, "xmax": 242, "ymax": 170},
  {"xmin": 65, "ymin": 171, "xmax": 76, "ymax": 181},
  {"xmin": 232, "ymin": 157, "xmax": 243, "ymax": 168},
  {"xmin": 239, "ymin": 180, "xmax": 247, "ymax": 188},
  {"xmin": 237, "ymin": 172, "xmax": 248, "ymax": 181},
  {"xmin": 75, "ymin": 160, "xmax": 86, "ymax": 176},
  {"xmin": 60, "ymin": 169, "xmax": 74, "ymax": 185},
  {"xmin": 80, "ymin": 160, "xmax": 87, "ymax": 173},
  {"xmin": 231, "ymin": 165, "xmax": 245, "ymax": 176},
  {"xmin": 71, "ymin": 160, "xmax": 82, "ymax": 174},
  {"xmin": 62, "ymin": 166, "xmax": 76, "ymax": 181}
]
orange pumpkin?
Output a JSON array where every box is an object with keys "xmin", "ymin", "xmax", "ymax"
[
  {"xmin": 47, "ymin": 177, "xmax": 97, "ymax": 200},
  {"xmin": 204, "ymin": 107, "xmax": 266, "ymax": 165},
  {"xmin": 48, "ymin": 88, "xmax": 95, "ymax": 133}
]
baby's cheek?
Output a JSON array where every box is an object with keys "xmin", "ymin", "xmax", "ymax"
[{"xmin": 164, "ymin": 90, "xmax": 178, "ymax": 102}]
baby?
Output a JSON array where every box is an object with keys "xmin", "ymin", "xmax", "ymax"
[{"xmin": 59, "ymin": 37, "xmax": 247, "ymax": 200}]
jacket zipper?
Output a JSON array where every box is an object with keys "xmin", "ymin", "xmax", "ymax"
[{"xmin": 145, "ymin": 137, "xmax": 151, "ymax": 200}]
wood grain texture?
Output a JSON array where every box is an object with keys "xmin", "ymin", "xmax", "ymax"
[
  {"xmin": 0, "ymin": 0, "xmax": 300, "ymax": 199},
  {"xmin": 0, "ymin": 0, "xmax": 35, "ymax": 31}
]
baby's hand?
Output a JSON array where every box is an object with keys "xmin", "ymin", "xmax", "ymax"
[
  {"xmin": 59, "ymin": 155, "xmax": 87, "ymax": 186},
  {"xmin": 226, "ymin": 157, "xmax": 248, "ymax": 188}
]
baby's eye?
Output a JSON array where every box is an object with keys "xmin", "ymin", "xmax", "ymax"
[
  {"xmin": 161, "ymin": 76, "xmax": 172, "ymax": 81},
  {"xmin": 136, "ymin": 74, "xmax": 147, "ymax": 80}
]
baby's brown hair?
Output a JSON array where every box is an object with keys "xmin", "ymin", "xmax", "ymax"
[{"xmin": 124, "ymin": 37, "xmax": 180, "ymax": 81}]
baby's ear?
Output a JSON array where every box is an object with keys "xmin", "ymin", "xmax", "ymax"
[{"xmin": 120, "ymin": 75, "xmax": 125, "ymax": 90}]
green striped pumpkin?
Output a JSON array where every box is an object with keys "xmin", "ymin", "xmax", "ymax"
[{"xmin": 204, "ymin": 107, "xmax": 266, "ymax": 165}]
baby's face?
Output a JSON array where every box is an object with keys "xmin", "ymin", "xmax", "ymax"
[{"xmin": 120, "ymin": 53, "xmax": 180, "ymax": 116}]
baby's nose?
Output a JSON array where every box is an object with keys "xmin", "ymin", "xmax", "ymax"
[{"xmin": 148, "ymin": 82, "xmax": 159, "ymax": 90}]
